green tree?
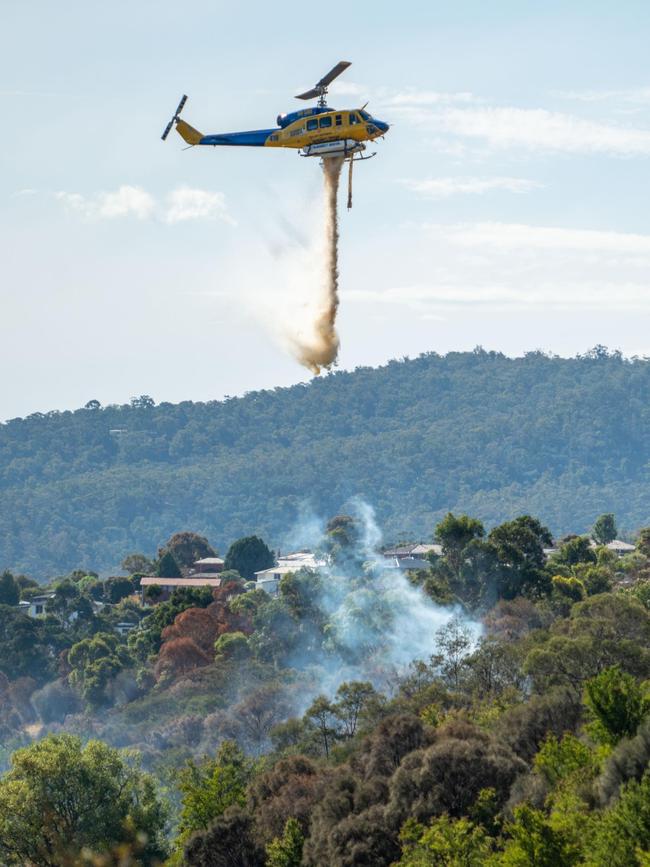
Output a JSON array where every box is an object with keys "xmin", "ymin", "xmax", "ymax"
[
  {"xmin": 500, "ymin": 804, "xmax": 579, "ymax": 866},
  {"xmin": 488, "ymin": 515, "xmax": 553, "ymax": 599},
  {"xmin": 265, "ymin": 817, "xmax": 305, "ymax": 867},
  {"xmin": 334, "ymin": 680, "xmax": 380, "ymax": 738},
  {"xmin": 158, "ymin": 531, "xmax": 216, "ymax": 569},
  {"xmin": 590, "ymin": 770, "xmax": 650, "ymax": 867},
  {"xmin": 305, "ymin": 695, "xmax": 340, "ymax": 757},
  {"xmin": 326, "ymin": 514, "xmax": 361, "ymax": 549},
  {"xmin": 551, "ymin": 575, "xmax": 586, "ymax": 603},
  {"xmin": 0, "ymin": 571, "xmax": 20, "ymax": 606},
  {"xmin": 396, "ymin": 815, "xmax": 493, "ymax": 866},
  {"xmin": 104, "ymin": 575, "xmax": 134, "ymax": 604},
  {"xmin": 0, "ymin": 733, "xmax": 168, "ymax": 865},
  {"xmin": 593, "ymin": 514, "xmax": 618, "ymax": 545},
  {"xmin": 68, "ymin": 632, "xmax": 133, "ymax": 709},
  {"xmin": 214, "ymin": 630, "xmax": 251, "ymax": 660},
  {"xmin": 121, "ymin": 552, "xmax": 154, "ymax": 574},
  {"xmin": 145, "ymin": 583, "xmax": 163, "ymax": 603},
  {"xmin": 533, "ymin": 733, "xmax": 593, "ymax": 787},
  {"xmin": 225, "ymin": 535, "xmax": 274, "ymax": 580},
  {"xmin": 435, "ymin": 513, "xmax": 485, "ymax": 577},
  {"xmin": 637, "ymin": 528, "xmax": 650, "ymax": 558},
  {"xmin": 584, "ymin": 665, "xmax": 650, "ymax": 745},
  {"xmin": 157, "ymin": 550, "xmax": 182, "ymax": 578},
  {"xmin": 0, "ymin": 605, "xmax": 52, "ymax": 681},
  {"xmin": 174, "ymin": 740, "xmax": 252, "ymax": 854},
  {"xmin": 555, "ymin": 535, "xmax": 596, "ymax": 567},
  {"xmin": 434, "ymin": 615, "xmax": 474, "ymax": 690}
]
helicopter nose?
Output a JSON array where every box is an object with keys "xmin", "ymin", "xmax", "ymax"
[{"xmin": 375, "ymin": 119, "xmax": 390, "ymax": 133}]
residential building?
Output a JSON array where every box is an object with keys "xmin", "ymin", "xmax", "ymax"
[
  {"xmin": 189, "ymin": 557, "xmax": 224, "ymax": 574},
  {"xmin": 254, "ymin": 551, "xmax": 326, "ymax": 595},
  {"xmin": 19, "ymin": 593, "xmax": 55, "ymax": 618}
]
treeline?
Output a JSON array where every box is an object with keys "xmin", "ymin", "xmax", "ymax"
[
  {"xmin": 2, "ymin": 347, "xmax": 650, "ymax": 575},
  {"xmin": 2, "ymin": 510, "xmax": 650, "ymax": 863}
]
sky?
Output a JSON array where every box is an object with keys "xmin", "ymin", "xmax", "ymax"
[{"xmin": 3, "ymin": 0, "xmax": 650, "ymax": 419}]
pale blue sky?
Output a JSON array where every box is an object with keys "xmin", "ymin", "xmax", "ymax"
[{"xmin": 3, "ymin": 1, "xmax": 650, "ymax": 418}]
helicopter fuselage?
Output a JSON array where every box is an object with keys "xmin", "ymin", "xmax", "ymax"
[{"xmin": 174, "ymin": 105, "xmax": 389, "ymax": 156}]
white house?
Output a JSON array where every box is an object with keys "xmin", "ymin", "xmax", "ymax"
[
  {"xmin": 254, "ymin": 551, "xmax": 325, "ymax": 595},
  {"xmin": 18, "ymin": 593, "xmax": 55, "ymax": 618}
]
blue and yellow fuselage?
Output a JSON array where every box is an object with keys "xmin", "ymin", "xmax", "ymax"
[{"xmin": 175, "ymin": 105, "xmax": 389, "ymax": 153}]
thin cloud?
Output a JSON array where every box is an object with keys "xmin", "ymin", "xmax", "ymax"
[
  {"xmin": 433, "ymin": 106, "xmax": 650, "ymax": 156},
  {"xmin": 55, "ymin": 185, "xmax": 234, "ymax": 225},
  {"xmin": 555, "ymin": 87, "xmax": 650, "ymax": 104},
  {"xmin": 347, "ymin": 281, "xmax": 650, "ymax": 312},
  {"xmin": 424, "ymin": 221, "xmax": 650, "ymax": 253},
  {"xmin": 385, "ymin": 89, "xmax": 476, "ymax": 106},
  {"xmin": 56, "ymin": 186, "xmax": 155, "ymax": 220},
  {"xmin": 401, "ymin": 176, "xmax": 541, "ymax": 198},
  {"xmin": 164, "ymin": 187, "xmax": 235, "ymax": 225}
]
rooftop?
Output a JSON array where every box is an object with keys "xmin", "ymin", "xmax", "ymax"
[{"xmin": 140, "ymin": 576, "xmax": 222, "ymax": 587}]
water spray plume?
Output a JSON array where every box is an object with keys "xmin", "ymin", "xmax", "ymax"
[{"xmin": 292, "ymin": 156, "xmax": 345, "ymax": 374}]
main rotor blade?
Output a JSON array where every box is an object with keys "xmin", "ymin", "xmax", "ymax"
[
  {"xmin": 317, "ymin": 60, "xmax": 351, "ymax": 88},
  {"xmin": 294, "ymin": 61, "xmax": 352, "ymax": 99},
  {"xmin": 295, "ymin": 87, "xmax": 322, "ymax": 101}
]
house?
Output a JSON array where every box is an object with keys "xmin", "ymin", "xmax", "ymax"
[
  {"xmin": 139, "ymin": 576, "xmax": 222, "ymax": 605},
  {"xmin": 19, "ymin": 593, "xmax": 55, "ymax": 618},
  {"xmin": 386, "ymin": 556, "xmax": 431, "ymax": 572},
  {"xmin": 382, "ymin": 543, "xmax": 441, "ymax": 562},
  {"xmin": 254, "ymin": 551, "xmax": 325, "ymax": 595},
  {"xmin": 602, "ymin": 539, "xmax": 636, "ymax": 557},
  {"xmin": 114, "ymin": 621, "xmax": 138, "ymax": 637},
  {"xmin": 189, "ymin": 557, "xmax": 224, "ymax": 574}
]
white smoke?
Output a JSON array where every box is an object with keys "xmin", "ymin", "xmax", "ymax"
[{"xmin": 283, "ymin": 500, "xmax": 482, "ymax": 699}]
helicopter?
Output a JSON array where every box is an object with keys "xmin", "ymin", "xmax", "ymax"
[{"xmin": 161, "ymin": 61, "xmax": 389, "ymax": 163}]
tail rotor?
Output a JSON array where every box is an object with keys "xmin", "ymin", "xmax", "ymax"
[{"xmin": 161, "ymin": 94, "xmax": 188, "ymax": 141}]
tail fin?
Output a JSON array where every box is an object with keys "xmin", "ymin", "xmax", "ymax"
[{"xmin": 175, "ymin": 119, "xmax": 204, "ymax": 145}]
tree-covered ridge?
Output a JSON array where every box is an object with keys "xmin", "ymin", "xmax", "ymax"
[{"xmin": 3, "ymin": 347, "xmax": 650, "ymax": 575}]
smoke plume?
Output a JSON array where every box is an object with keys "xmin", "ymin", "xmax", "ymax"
[
  {"xmin": 283, "ymin": 500, "xmax": 483, "ymax": 704},
  {"xmin": 289, "ymin": 156, "xmax": 344, "ymax": 374}
]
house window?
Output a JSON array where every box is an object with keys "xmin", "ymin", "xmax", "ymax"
[
  {"xmin": 35, "ymin": 605, "xmax": 43, "ymax": 615},
  {"xmin": 335, "ymin": 114, "xmax": 342, "ymax": 125},
  {"xmin": 306, "ymin": 119, "xmax": 318, "ymax": 131},
  {"xmin": 319, "ymin": 116, "xmax": 332, "ymax": 128}
]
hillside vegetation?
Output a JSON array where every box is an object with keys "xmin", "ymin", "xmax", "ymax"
[
  {"xmin": 3, "ymin": 508, "xmax": 650, "ymax": 864},
  {"xmin": 2, "ymin": 346, "xmax": 650, "ymax": 575}
]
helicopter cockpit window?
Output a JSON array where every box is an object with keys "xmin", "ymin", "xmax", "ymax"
[
  {"xmin": 349, "ymin": 113, "xmax": 359, "ymax": 124},
  {"xmin": 359, "ymin": 110, "xmax": 372, "ymax": 121},
  {"xmin": 319, "ymin": 116, "xmax": 332, "ymax": 128},
  {"xmin": 306, "ymin": 119, "xmax": 318, "ymax": 131}
]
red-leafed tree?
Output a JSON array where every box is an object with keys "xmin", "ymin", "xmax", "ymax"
[
  {"xmin": 154, "ymin": 637, "xmax": 212, "ymax": 682},
  {"xmin": 161, "ymin": 607, "xmax": 220, "ymax": 655}
]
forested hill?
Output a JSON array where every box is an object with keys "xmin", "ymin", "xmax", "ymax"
[{"xmin": 2, "ymin": 347, "xmax": 650, "ymax": 577}]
